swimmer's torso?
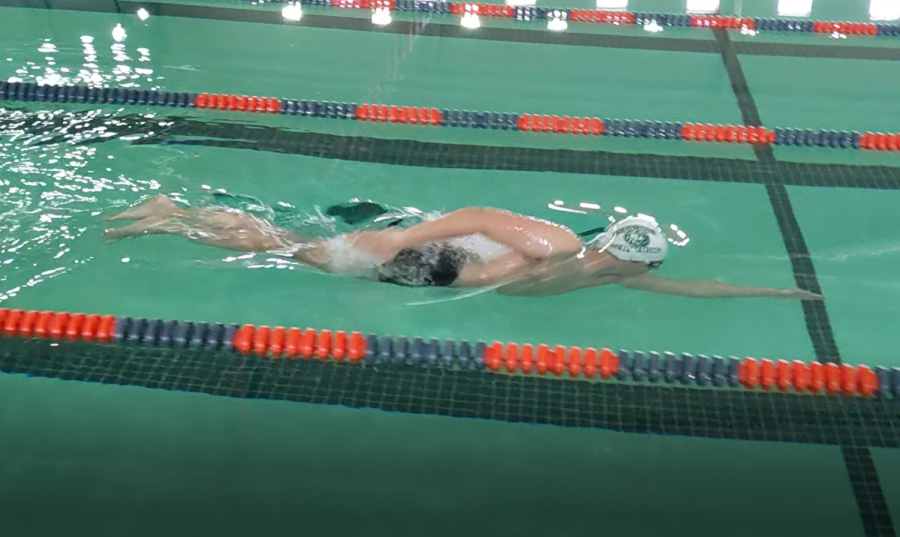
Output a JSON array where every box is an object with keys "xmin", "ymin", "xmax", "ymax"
[
  {"xmin": 318, "ymin": 205, "xmax": 602, "ymax": 291},
  {"xmin": 321, "ymin": 233, "xmax": 513, "ymax": 287}
]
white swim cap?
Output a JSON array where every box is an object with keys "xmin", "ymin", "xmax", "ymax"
[{"xmin": 590, "ymin": 215, "xmax": 668, "ymax": 266}]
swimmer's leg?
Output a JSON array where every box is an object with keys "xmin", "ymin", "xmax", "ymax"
[
  {"xmin": 103, "ymin": 194, "xmax": 178, "ymax": 221},
  {"xmin": 102, "ymin": 195, "xmax": 331, "ymax": 269}
]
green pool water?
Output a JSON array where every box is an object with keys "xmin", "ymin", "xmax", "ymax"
[{"xmin": 1, "ymin": 2, "xmax": 899, "ymax": 536}]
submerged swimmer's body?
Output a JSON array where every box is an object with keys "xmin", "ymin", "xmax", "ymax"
[{"xmin": 102, "ymin": 195, "xmax": 821, "ymax": 300}]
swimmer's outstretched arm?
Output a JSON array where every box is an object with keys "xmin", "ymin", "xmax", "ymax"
[{"xmin": 618, "ymin": 274, "xmax": 823, "ymax": 300}]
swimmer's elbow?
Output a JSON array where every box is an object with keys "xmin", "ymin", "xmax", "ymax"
[{"xmin": 618, "ymin": 274, "xmax": 693, "ymax": 296}]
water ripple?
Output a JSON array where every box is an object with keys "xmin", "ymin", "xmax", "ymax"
[{"xmin": 0, "ymin": 103, "xmax": 181, "ymax": 304}]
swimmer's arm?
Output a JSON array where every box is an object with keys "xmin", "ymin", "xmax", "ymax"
[
  {"xmin": 617, "ymin": 274, "xmax": 823, "ymax": 300},
  {"xmin": 397, "ymin": 208, "xmax": 581, "ymax": 259},
  {"xmin": 397, "ymin": 210, "xmax": 480, "ymax": 246},
  {"xmin": 495, "ymin": 277, "xmax": 607, "ymax": 296}
]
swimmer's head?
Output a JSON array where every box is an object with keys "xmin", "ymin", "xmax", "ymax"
[{"xmin": 588, "ymin": 215, "xmax": 668, "ymax": 269}]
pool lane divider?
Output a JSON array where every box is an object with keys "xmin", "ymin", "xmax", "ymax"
[
  {"xmin": 250, "ymin": 0, "xmax": 900, "ymax": 40},
  {"xmin": 0, "ymin": 308, "xmax": 892, "ymax": 399},
  {"xmin": 2, "ymin": 81, "xmax": 898, "ymax": 152}
]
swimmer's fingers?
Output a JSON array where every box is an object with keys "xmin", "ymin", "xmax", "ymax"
[{"xmin": 778, "ymin": 288, "xmax": 824, "ymax": 301}]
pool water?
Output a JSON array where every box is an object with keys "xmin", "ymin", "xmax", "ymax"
[{"xmin": 1, "ymin": 1, "xmax": 900, "ymax": 536}]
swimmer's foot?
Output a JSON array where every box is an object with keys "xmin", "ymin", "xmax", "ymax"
[
  {"xmin": 103, "ymin": 194, "xmax": 177, "ymax": 221},
  {"xmin": 326, "ymin": 201, "xmax": 389, "ymax": 225}
]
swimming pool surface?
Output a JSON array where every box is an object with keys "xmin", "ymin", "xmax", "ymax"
[{"xmin": 1, "ymin": 1, "xmax": 899, "ymax": 535}]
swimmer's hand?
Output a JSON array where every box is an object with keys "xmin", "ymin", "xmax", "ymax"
[{"xmin": 777, "ymin": 288, "xmax": 824, "ymax": 301}]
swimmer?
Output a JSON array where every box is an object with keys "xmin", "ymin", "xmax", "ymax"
[{"xmin": 102, "ymin": 195, "xmax": 822, "ymax": 300}]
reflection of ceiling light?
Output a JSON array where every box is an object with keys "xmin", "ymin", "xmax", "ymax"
[
  {"xmin": 372, "ymin": 6, "xmax": 392, "ymax": 25},
  {"xmin": 461, "ymin": 3, "xmax": 481, "ymax": 28},
  {"xmin": 137, "ymin": 8, "xmax": 150, "ymax": 20},
  {"xmin": 112, "ymin": 24, "xmax": 127, "ymax": 42},
  {"xmin": 777, "ymin": 0, "xmax": 812, "ymax": 17},
  {"xmin": 595, "ymin": 0, "xmax": 628, "ymax": 9},
  {"xmin": 547, "ymin": 203, "xmax": 587, "ymax": 215},
  {"xmin": 643, "ymin": 20, "xmax": 663, "ymax": 32},
  {"xmin": 282, "ymin": 2, "xmax": 303, "ymax": 21},
  {"xmin": 871, "ymin": 0, "xmax": 900, "ymax": 21},
  {"xmin": 686, "ymin": 0, "xmax": 719, "ymax": 14},
  {"xmin": 666, "ymin": 223, "xmax": 689, "ymax": 245},
  {"xmin": 461, "ymin": 13, "xmax": 481, "ymax": 28},
  {"xmin": 547, "ymin": 10, "xmax": 568, "ymax": 31}
]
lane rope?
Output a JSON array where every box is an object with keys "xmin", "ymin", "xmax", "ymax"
[
  {"xmin": 253, "ymin": 0, "xmax": 900, "ymax": 40},
  {"xmin": 1, "ymin": 81, "xmax": 894, "ymax": 152},
  {"xmin": 0, "ymin": 307, "xmax": 891, "ymax": 398}
]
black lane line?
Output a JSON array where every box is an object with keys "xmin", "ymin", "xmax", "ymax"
[
  {"xmin": 715, "ymin": 27, "xmax": 774, "ymax": 165},
  {"xmin": 765, "ymin": 185, "xmax": 842, "ymax": 361},
  {"xmin": 714, "ymin": 27, "xmax": 838, "ymax": 362},
  {"xmin": 4, "ymin": 0, "xmax": 900, "ymax": 61},
  {"xmin": 843, "ymin": 446, "xmax": 898, "ymax": 537},
  {"xmin": 154, "ymin": 134, "xmax": 900, "ymax": 190},
  {"xmin": 3, "ymin": 337, "xmax": 900, "ymax": 448},
  {"xmin": 2, "ymin": 105, "xmax": 900, "ymax": 189},
  {"xmin": 734, "ymin": 41, "xmax": 900, "ymax": 62},
  {"xmin": 715, "ymin": 27, "xmax": 895, "ymax": 537}
]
